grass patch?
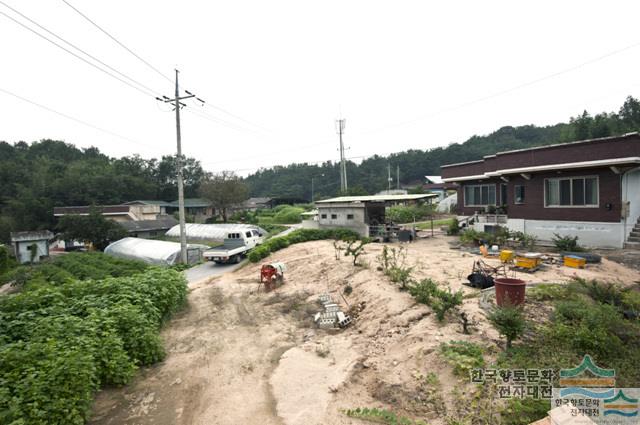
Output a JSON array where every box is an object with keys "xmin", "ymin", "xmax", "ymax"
[
  {"xmin": 343, "ymin": 407, "xmax": 428, "ymax": 425},
  {"xmin": 498, "ymin": 279, "xmax": 640, "ymax": 387},
  {"xmin": 439, "ymin": 341, "xmax": 485, "ymax": 377},
  {"xmin": 414, "ymin": 218, "xmax": 454, "ymax": 230}
]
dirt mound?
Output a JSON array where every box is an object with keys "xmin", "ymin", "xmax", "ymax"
[{"xmin": 90, "ymin": 235, "xmax": 640, "ymax": 425}]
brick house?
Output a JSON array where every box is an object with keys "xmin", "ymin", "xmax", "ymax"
[{"xmin": 440, "ymin": 133, "xmax": 640, "ymax": 248}]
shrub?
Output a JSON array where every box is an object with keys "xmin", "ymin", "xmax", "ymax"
[
  {"xmin": 440, "ymin": 341, "xmax": 485, "ymax": 377},
  {"xmin": 272, "ymin": 206, "xmax": 304, "ymax": 224},
  {"xmin": 408, "ymin": 278, "xmax": 463, "ymax": 321},
  {"xmin": 247, "ymin": 228, "xmax": 361, "ymax": 262},
  {"xmin": 460, "ymin": 228, "xmax": 494, "ymax": 246},
  {"xmin": 552, "ymin": 233, "xmax": 584, "ymax": 252},
  {"xmin": 447, "ymin": 218, "xmax": 460, "ymax": 235},
  {"xmin": 500, "ymin": 398, "xmax": 549, "ymax": 425},
  {"xmin": 0, "ymin": 267, "xmax": 187, "ymax": 424},
  {"xmin": 386, "ymin": 204, "xmax": 435, "ymax": 224},
  {"xmin": 0, "ymin": 245, "xmax": 9, "ymax": 275},
  {"xmin": 488, "ymin": 304, "xmax": 526, "ymax": 350}
]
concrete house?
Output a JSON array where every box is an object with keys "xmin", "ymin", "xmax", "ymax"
[
  {"xmin": 10, "ymin": 230, "xmax": 54, "ymax": 264},
  {"xmin": 441, "ymin": 133, "xmax": 640, "ymax": 248},
  {"xmin": 315, "ymin": 194, "xmax": 437, "ymax": 237},
  {"xmin": 165, "ymin": 198, "xmax": 214, "ymax": 223}
]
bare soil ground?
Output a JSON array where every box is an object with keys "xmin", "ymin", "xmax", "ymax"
[{"xmin": 90, "ymin": 234, "xmax": 640, "ymax": 425}]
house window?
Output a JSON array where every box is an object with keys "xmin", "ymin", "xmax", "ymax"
[
  {"xmin": 347, "ymin": 214, "xmax": 354, "ymax": 220},
  {"xmin": 464, "ymin": 184, "xmax": 496, "ymax": 207},
  {"xmin": 331, "ymin": 214, "xmax": 338, "ymax": 219},
  {"xmin": 514, "ymin": 185, "xmax": 525, "ymax": 204},
  {"xmin": 545, "ymin": 176, "xmax": 598, "ymax": 207},
  {"xmin": 321, "ymin": 214, "xmax": 327, "ymax": 219}
]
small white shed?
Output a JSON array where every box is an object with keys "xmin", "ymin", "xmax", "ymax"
[{"xmin": 10, "ymin": 230, "xmax": 54, "ymax": 264}]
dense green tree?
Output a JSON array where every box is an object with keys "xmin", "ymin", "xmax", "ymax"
[
  {"xmin": 199, "ymin": 171, "xmax": 249, "ymax": 222},
  {"xmin": 57, "ymin": 209, "xmax": 127, "ymax": 251},
  {"xmin": 0, "ymin": 140, "xmax": 204, "ymax": 243}
]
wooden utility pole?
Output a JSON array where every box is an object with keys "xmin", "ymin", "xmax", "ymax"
[
  {"xmin": 396, "ymin": 164, "xmax": 400, "ymax": 190},
  {"xmin": 156, "ymin": 69, "xmax": 196, "ymax": 264}
]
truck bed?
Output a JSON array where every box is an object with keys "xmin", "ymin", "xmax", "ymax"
[{"xmin": 203, "ymin": 239, "xmax": 248, "ymax": 259}]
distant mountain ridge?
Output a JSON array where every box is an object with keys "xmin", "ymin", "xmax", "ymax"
[{"xmin": 244, "ymin": 95, "xmax": 640, "ymax": 200}]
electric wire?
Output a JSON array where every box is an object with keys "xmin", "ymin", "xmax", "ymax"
[
  {"xmin": 59, "ymin": 0, "xmax": 271, "ymax": 134},
  {"xmin": 0, "ymin": 87, "xmax": 155, "ymax": 149},
  {"xmin": 360, "ymin": 40, "xmax": 640, "ymax": 135},
  {"xmin": 0, "ymin": 9, "xmax": 157, "ymax": 98},
  {"xmin": 0, "ymin": 1, "xmax": 162, "ymax": 98},
  {"xmin": 59, "ymin": 0, "xmax": 173, "ymax": 85}
]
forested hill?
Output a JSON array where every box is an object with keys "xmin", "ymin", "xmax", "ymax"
[
  {"xmin": 0, "ymin": 142, "xmax": 205, "ymax": 242},
  {"xmin": 245, "ymin": 95, "xmax": 640, "ymax": 200}
]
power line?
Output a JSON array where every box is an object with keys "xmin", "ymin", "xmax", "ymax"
[
  {"xmin": 0, "ymin": 87, "xmax": 154, "ymax": 149},
  {"xmin": 0, "ymin": 8, "xmax": 157, "ymax": 98},
  {"xmin": 203, "ymin": 102, "xmax": 272, "ymax": 134},
  {"xmin": 58, "ymin": 0, "xmax": 271, "ymax": 134},
  {"xmin": 0, "ymin": 1, "xmax": 161, "ymax": 98},
  {"xmin": 59, "ymin": 0, "xmax": 173, "ymax": 85}
]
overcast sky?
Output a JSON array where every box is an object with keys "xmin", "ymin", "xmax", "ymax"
[{"xmin": 2, "ymin": 0, "xmax": 640, "ymax": 176}]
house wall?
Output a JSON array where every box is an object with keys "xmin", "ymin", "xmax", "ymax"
[
  {"xmin": 497, "ymin": 218, "xmax": 624, "ymax": 248},
  {"xmin": 15, "ymin": 240, "xmax": 49, "ymax": 264},
  {"xmin": 456, "ymin": 167, "xmax": 622, "ymax": 223},
  {"xmin": 317, "ymin": 204, "xmax": 368, "ymax": 236}
]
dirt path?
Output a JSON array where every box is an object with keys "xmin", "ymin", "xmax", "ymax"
[
  {"xmin": 90, "ymin": 235, "xmax": 640, "ymax": 425},
  {"xmin": 90, "ymin": 278, "xmax": 306, "ymax": 425}
]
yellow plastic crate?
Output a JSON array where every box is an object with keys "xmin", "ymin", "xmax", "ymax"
[
  {"xmin": 500, "ymin": 250, "xmax": 514, "ymax": 262},
  {"xmin": 564, "ymin": 255, "xmax": 586, "ymax": 269},
  {"xmin": 515, "ymin": 256, "xmax": 540, "ymax": 269}
]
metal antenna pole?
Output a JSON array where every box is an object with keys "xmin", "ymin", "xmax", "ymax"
[{"xmin": 336, "ymin": 118, "xmax": 347, "ymax": 192}]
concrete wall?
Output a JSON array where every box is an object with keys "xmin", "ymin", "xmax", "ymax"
[
  {"xmin": 15, "ymin": 240, "xmax": 49, "ymax": 264},
  {"xmin": 474, "ymin": 218, "xmax": 624, "ymax": 248},
  {"xmin": 317, "ymin": 204, "xmax": 368, "ymax": 236}
]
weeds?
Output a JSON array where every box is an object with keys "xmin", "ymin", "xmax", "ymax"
[
  {"xmin": 343, "ymin": 407, "xmax": 428, "ymax": 425},
  {"xmin": 488, "ymin": 303, "xmax": 526, "ymax": 350},
  {"xmin": 408, "ymin": 279, "xmax": 463, "ymax": 321},
  {"xmin": 440, "ymin": 341, "xmax": 485, "ymax": 377},
  {"xmin": 552, "ymin": 233, "xmax": 584, "ymax": 252},
  {"xmin": 499, "ymin": 398, "xmax": 549, "ymax": 425}
]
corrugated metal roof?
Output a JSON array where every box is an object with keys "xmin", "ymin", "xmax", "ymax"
[
  {"xmin": 10, "ymin": 230, "xmax": 54, "ymax": 242},
  {"xmin": 119, "ymin": 216, "xmax": 178, "ymax": 233},
  {"xmin": 424, "ymin": 175, "xmax": 443, "ymax": 184},
  {"xmin": 316, "ymin": 194, "xmax": 437, "ymax": 203},
  {"xmin": 123, "ymin": 200, "xmax": 173, "ymax": 207}
]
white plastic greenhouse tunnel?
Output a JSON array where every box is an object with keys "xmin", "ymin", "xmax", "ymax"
[
  {"xmin": 164, "ymin": 223, "xmax": 267, "ymax": 241},
  {"xmin": 104, "ymin": 237, "xmax": 209, "ymax": 266}
]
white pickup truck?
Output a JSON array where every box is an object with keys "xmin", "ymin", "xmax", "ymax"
[{"xmin": 203, "ymin": 229, "xmax": 264, "ymax": 264}]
